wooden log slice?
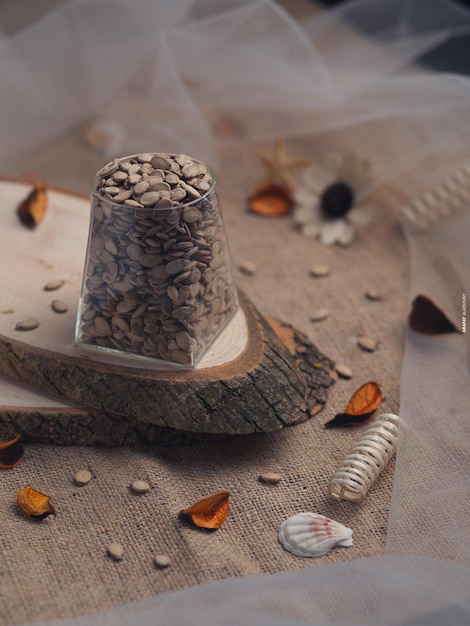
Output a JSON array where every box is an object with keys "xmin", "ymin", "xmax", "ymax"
[{"xmin": 0, "ymin": 179, "xmax": 335, "ymax": 443}]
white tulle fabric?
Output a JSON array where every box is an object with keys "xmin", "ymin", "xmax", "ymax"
[{"xmin": 4, "ymin": 0, "xmax": 469, "ymax": 624}]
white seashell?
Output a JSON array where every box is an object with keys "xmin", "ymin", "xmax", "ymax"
[{"xmin": 279, "ymin": 512, "xmax": 353, "ymax": 558}]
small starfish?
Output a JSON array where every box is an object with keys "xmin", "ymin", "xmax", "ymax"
[{"xmin": 255, "ymin": 138, "xmax": 310, "ymax": 190}]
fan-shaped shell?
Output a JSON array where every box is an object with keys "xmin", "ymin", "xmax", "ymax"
[{"xmin": 279, "ymin": 512, "xmax": 353, "ymax": 557}]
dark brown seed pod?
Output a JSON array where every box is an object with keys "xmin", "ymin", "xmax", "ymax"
[
  {"xmin": 0, "ymin": 434, "xmax": 24, "ymax": 469},
  {"xmin": 325, "ymin": 381, "xmax": 383, "ymax": 428},
  {"xmin": 409, "ymin": 294, "xmax": 459, "ymax": 335},
  {"xmin": 17, "ymin": 182, "xmax": 47, "ymax": 228}
]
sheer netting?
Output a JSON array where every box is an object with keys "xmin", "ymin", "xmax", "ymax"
[{"xmin": 2, "ymin": 0, "xmax": 468, "ymax": 624}]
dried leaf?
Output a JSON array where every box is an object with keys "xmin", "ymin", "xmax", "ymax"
[
  {"xmin": 180, "ymin": 491, "xmax": 230, "ymax": 529},
  {"xmin": 325, "ymin": 381, "xmax": 383, "ymax": 428},
  {"xmin": 17, "ymin": 485, "xmax": 55, "ymax": 519},
  {"xmin": 17, "ymin": 182, "xmax": 47, "ymax": 228},
  {"xmin": 0, "ymin": 434, "xmax": 24, "ymax": 469},
  {"xmin": 409, "ymin": 294, "xmax": 459, "ymax": 335},
  {"xmin": 214, "ymin": 113, "xmax": 245, "ymax": 140},
  {"xmin": 344, "ymin": 381, "xmax": 383, "ymax": 415},
  {"xmin": 249, "ymin": 183, "xmax": 292, "ymax": 217}
]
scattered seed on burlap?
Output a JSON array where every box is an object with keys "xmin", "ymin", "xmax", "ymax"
[
  {"xmin": 310, "ymin": 264, "xmax": 331, "ymax": 278},
  {"xmin": 310, "ymin": 307, "xmax": 330, "ymax": 322},
  {"xmin": 335, "ymin": 363, "xmax": 353, "ymax": 379},
  {"xmin": 15, "ymin": 317, "xmax": 39, "ymax": 331},
  {"xmin": 107, "ymin": 543, "xmax": 124, "ymax": 561},
  {"xmin": 259, "ymin": 472, "xmax": 282, "ymax": 484},
  {"xmin": 238, "ymin": 260, "xmax": 256, "ymax": 276},
  {"xmin": 131, "ymin": 480, "xmax": 150, "ymax": 494},
  {"xmin": 44, "ymin": 279, "xmax": 65, "ymax": 291},
  {"xmin": 365, "ymin": 289, "xmax": 382, "ymax": 301},
  {"xmin": 74, "ymin": 469, "xmax": 92, "ymax": 486},
  {"xmin": 357, "ymin": 336, "xmax": 378, "ymax": 352},
  {"xmin": 51, "ymin": 300, "xmax": 68, "ymax": 314},
  {"xmin": 154, "ymin": 554, "xmax": 171, "ymax": 569}
]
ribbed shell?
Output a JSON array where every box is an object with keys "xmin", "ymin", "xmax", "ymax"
[
  {"xmin": 279, "ymin": 512, "xmax": 353, "ymax": 557},
  {"xmin": 328, "ymin": 413, "xmax": 401, "ymax": 502}
]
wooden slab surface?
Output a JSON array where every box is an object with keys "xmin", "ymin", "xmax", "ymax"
[{"xmin": 0, "ymin": 180, "xmax": 334, "ymax": 442}]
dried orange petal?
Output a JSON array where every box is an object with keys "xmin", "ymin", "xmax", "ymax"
[
  {"xmin": 249, "ymin": 183, "xmax": 292, "ymax": 217},
  {"xmin": 409, "ymin": 294, "xmax": 459, "ymax": 335},
  {"xmin": 17, "ymin": 182, "xmax": 47, "ymax": 228},
  {"xmin": 345, "ymin": 381, "xmax": 383, "ymax": 416},
  {"xmin": 180, "ymin": 491, "xmax": 229, "ymax": 529},
  {"xmin": 0, "ymin": 433, "xmax": 24, "ymax": 469},
  {"xmin": 325, "ymin": 381, "xmax": 383, "ymax": 428},
  {"xmin": 17, "ymin": 485, "xmax": 55, "ymax": 519}
]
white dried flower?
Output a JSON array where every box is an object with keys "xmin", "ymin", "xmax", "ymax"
[{"xmin": 294, "ymin": 153, "xmax": 373, "ymax": 246}]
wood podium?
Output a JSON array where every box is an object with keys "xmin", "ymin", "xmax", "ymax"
[{"xmin": 0, "ymin": 180, "xmax": 334, "ymax": 445}]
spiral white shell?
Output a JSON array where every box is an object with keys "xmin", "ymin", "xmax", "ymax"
[
  {"xmin": 402, "ymin": 161, "xmax": 470, "ymax": 230},
  {"xmin": 328, "ymin": 413, "xmax": 401, "ymax": 502},
  {"xmin": 279, "ymin": 512, "xmax": 353, "ymax": 558}
]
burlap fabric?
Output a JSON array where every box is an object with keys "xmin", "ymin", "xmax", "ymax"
[
  {"xmin": 0, "ymin": 133, "xmax": 411, "ymax": 624},
  {"xmin": 2, "ymin": 0, "xmax": 470, "ymax": 622}
]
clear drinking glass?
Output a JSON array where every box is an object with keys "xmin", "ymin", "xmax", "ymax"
[{"xmin": 75, "ymin": 153, "xmax": 239, "ymax": 367}]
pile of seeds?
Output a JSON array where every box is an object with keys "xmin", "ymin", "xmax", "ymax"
[
  {"xmin": 76, "ymin": 153, "xmax": 238, "ymax": 366},
  {"xmin": 95, "ymin": 152, "xmax": 213, "ymax": 208}
]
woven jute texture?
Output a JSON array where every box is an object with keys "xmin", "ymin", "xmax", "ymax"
[{"xmin": 0, "ymin": 137, "xmax": 411, "ymax": 624}]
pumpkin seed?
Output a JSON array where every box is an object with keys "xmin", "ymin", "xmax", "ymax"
[
  {"xmin": 259, "ymin": 472, "xmax": 282, "ymax": 484},
  {"xmin": 310, "ymin": 264, "xmax": 331, "ymax": 278},
  {"xmin": 165, "ymin": 172, "xmax": 180, "ymax": 185},
  {"xmin": 137, "ymin": 153, "xmax": 153, "ymax": 163},
  {"xmin": 182, "ymin": 207, "xmax": 201, "ymax": 223},
  {"xmin": 151, "ymin": 155, "xmax": 171, "ymax": 169},
  {"xmin": 131, "ymin": 479, "xmax": 150, "ymax": 494},
  {"xmin": 357, "ymin": 336, "xmax": 377, "ymax": 352},
  {"xmin": 51, "ymin": 300, "xmax": 68, "ymax": 314},
  {"xmin": 134, "ymin": 180, "xmax": 149, "ymax": 195},
  {"xmin": 180, "ymin": 181, "xmax": 200, "ymax": 198},
  {"xmin": 113, "ymin": 190, "xmax": 133, "ymax": 203},
  {"xmin": 238, "ymin": 260, "xmax": 256, "ymax": 276},
  {"xmin": 104, "ymin": 186, "xmax": 120, "ymax": 196},
  {"xmin": 113, "ymin": 170, "xmax": 128, "ymax": 182},
  {"xmin": 171, "ymin": 187, "xmax": 187, "ymax": 202},
  {"xmin": 182, "ymin": 164, "xmax": 199, "ymax": 178},
  {"xmin": 154, "ymin": 554, "xmax": 171, "ymax": 569},
  {"xmin": 15, "ymin": 317, "xmax": 39, "ymax": 331},
  {"xmin": 335, "ymin": 363, "xmax": 353, "ymax": 379},
  {"xmin": 107, "ymin": 543, "xmax": 124, "ymax": 561},
  {"xmin": 155, "ymin": 198, "xmax": 173, "ymax": 209},
  {"xmin": 44, "ymin": 279, "xmax": 65, "ymax": 291},
  {"xmin": 140, "ymin": 191, "xmax": 160, "ymax": 207},
  {"xmin": 310, "ymin": 307, "xmax": 330, "ymax": 322},
  {"xmin": 74, "ymin": 469, "xmax": 92, "ymax": 486},
  {"xmin": 365, "ymin": 289, "xmax": 382, "ymax": 301},
  {"xmin": 124, "ymin": 199, "xmax": 143, "ymax": 208}
]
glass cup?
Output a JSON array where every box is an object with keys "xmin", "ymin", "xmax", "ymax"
[{"xmin": 75, "ymin": 153, "xmax": 239, "ymax": 367}]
